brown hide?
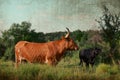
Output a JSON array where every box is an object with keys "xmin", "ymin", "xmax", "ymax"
[{"xmin": 15, "ymin": 29, "xmax": 78, "ymax": 67}]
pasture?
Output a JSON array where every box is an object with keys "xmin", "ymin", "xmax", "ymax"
[
  {"xmin": 0, "ymin": 51, "xmax": 120, "ymax": 80},
  {"xmin": 0, "ymin": 0, "xmax": 120, "ymax": 80}
]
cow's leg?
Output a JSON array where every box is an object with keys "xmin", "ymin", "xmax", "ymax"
[
  {"xmin": 79, "ymin": 58, "xmax": 83, "ymax": 66},
  {"xmin": 45, "ymin": 56, "xmax": 52, "ymax": 66},
  {"xmin": 15, "ymin": 49, "xmax": 21, "ymax": 68},
  {"xmin": 15, "ymin": 53, "xmax": 20, "ymax": 68},
  {"xmin": 91, "ymin": 62, "xmax": 94, "ymax": 67},
  {"xmin": 46, "ymin": 57, "xmax": 57, "ymax": 66},
  {"xmin": 47, "ymin": 59, "xmax": 54, "ymax": 66},
  {"xmin": 90, "ymin": 58, "xmax": 95, "ymax": 67},
  {"xmin": 85, "ymin": 62, "xmax": 89, "ymax": 67}
]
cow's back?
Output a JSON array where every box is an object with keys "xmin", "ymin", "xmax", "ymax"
[{"xmin": 15, "ymin": 41, "xmax": 29, "ymax": 49}]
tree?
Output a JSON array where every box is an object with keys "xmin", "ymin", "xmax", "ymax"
[
  {"xmin": 79, "ymin": 31, "xmax": 88, "ymax": 47},
  {"xmin": 0, "ymin": 38, "xmax": 6, "ymax": 58},
  {"xmin": 96, "ymin": 6, "xmax": 120, "ymax": 63},
  {"xmin": 71, "ymin": 29, "xmax": 83, "ymax": 42},
  {"xmin": 87, "ymin": 30, "xmax": 102, "ymax": 46}
]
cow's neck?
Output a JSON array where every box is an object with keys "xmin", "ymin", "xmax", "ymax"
[{"xmin": 55, "ymin": 39, "xmax": 68, "ymax": 55}]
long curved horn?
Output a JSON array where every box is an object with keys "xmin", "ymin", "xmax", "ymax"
[{"xmin": 65, "ymin": 27, "xmax": 70, "ymax": 38}]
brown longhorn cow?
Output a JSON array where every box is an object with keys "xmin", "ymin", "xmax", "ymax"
[{"xmin": 15, "ymin": 28, "xmax": 78, "ymax": 67}]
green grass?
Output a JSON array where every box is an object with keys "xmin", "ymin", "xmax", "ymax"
[{"xmin": 0, "ymin": 54, "xmax": 120, "ymax": 80}]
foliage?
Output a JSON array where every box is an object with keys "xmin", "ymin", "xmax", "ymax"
[
  {"xmin": 79, "ymin": 31, "xmax": 88, "ymax": 47},
  {"xmin": 96, "ymin": 6, "xmax": 120, "ymax": 61},
  {"xmin": 45, "ymin": 31, "xmax": 65, "ymax": 41},
  {"xmin": 2, "ymin": 21, "xmax": 46, "ymax": 44},
  {"xmin": 96, "ymin": 63, "xmax": 111, "ymax": 74},
  {"xmin": 0, "ymin": 38, "xmax": 6, "ymax": 58},
  {"xmin": 1, "ymin": 47, "xmax": 14, "ymax": 61},
  {"xmin": 71, "ymin": 29, "xmax": 84, "ymax": 42},
  {"xmin": 96, "ymin": 63, "xmax": 120, "ymax": 76}
]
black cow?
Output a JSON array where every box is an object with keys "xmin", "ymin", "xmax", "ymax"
[{"xmin": 79, "ymin": 47, "xmax": 101, "ymax": 67}]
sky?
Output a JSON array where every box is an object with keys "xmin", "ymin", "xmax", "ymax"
[{"xmin": 0, "ymin": 0, "xmax": 120, "ymax": 33}]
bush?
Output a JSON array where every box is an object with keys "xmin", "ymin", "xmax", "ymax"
[
  {"xmin": 2, "ymin": 47, "xmax": 14, "ymax": 61},
  {"xmin": 96, "ymin": 63, "xmax": 111, "ymax": 74},
  {"xmin": 96, "ymin": 63, "xmax": 120, "ymax": 75},
  {"xmin": 109, "ymin": 65, "xmax": 119, "ymax": 75}
]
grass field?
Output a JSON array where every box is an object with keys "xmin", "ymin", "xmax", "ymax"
[{"xmin": 0, "ymin": 52, "xmax": 120, "ymax": 80}]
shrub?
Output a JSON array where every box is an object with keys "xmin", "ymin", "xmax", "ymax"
[
  {"xmin": 109, "ymin": 65, "xmax": 119, "ymax": 75},
  {"xmin": 96, "ymin": 63, "xmax": 111, "ymax": 74}
]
